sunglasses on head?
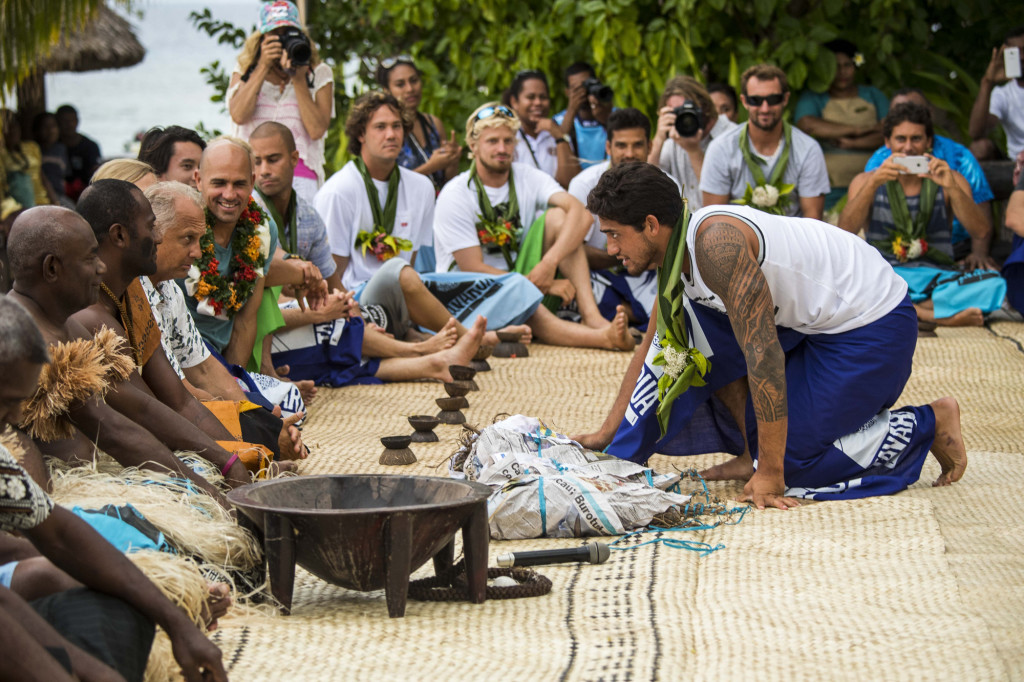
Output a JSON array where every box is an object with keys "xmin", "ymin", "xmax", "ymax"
[
  {"xmin": 381, "ymin": 55, "xmax": 415, "ymax": 70},
  {"xmin": 745, "ymin": 93, "xmax": 785, "ymax": 107},
  {"xmin": 472, "ymin": 105, "xmax": 515, "ymax": 124}
]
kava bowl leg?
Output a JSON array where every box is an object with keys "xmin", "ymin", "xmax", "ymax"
[
  {"xmin": 264, "ymin": 513, "xmax": 296, "ymax": 615},
  {"xmin": 462, "ymin": 502, "xmax": 489, "ymax": 605},
  {"xmin": 384, "ymin": 514, "xmax": 413, "ymax": 618}
]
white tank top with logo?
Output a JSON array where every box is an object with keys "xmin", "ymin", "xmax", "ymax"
[{"xmin": 682, "ymin": 205, "xmax": 908, "ymax": 335}]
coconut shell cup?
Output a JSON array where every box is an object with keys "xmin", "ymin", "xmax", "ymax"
[
  {"xmin": 448, "ymin": 366, "xmax": 479, "ymax": 391},
  {"xmin": 379, "ymin": 435, "xmax": 416, "ymax": 465},
  {"xmin": 408, "ymin": 415, "xmax": 440, "ymax": 443},
  {"xmin": 471, "ymin": 345, "xmax": 493, "ymax": 372},
  {"xmin": 435, "ymin": 397, "xmax": 466, "ymax": 424}
]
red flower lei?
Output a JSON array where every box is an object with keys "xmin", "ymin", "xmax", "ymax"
[{"xmin": 193, "ymin": 198, "xmax": 267, "ymax": 317}]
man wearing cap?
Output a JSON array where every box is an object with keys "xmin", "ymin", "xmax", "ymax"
[{"xmin": 228, "ymin": 0, "xmax": 333, "ymax": 205}]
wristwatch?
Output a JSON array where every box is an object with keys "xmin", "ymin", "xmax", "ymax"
[{"xmin": 556, "ymin": 135, "xmax": 570, "ymax": 145}]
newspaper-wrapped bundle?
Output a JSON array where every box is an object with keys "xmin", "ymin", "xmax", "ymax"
[{"xmin": 449, "ymin": 415, "xmax": 691, "ymax": 540}]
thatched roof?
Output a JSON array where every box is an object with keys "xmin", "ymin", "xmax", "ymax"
[{"xmin": 38, "ymin": 4, "xmax": 145, "ymax": 73}]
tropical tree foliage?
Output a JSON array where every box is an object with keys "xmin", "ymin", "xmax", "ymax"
[
  {"xmin": 193, "ymin": 0, "xmax": 1023, "ymax": 171},
  {"xmin": 0, "ymin": 0, "xmax": 132, "ymax": 99}
]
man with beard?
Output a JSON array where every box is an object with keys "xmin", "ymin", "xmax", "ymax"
[
  {"xmin": 701, "ymin": 64, "xmax": 829, "ymax": 219},
  {"xmin": 576, "ymin": 161, "xmax": 966, "ymax": 508},
  {"xmin": 6, "ymin": 206, "xmax": 233, "ymax": 506},
  {"xmin": 431, "ymin": 100, "xmax": 634, "ymax": 351},
  {"xmin": 71, "ymin": 179, "xmax": 293, "ymax": 477}
]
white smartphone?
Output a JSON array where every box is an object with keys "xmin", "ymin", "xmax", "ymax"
[
  {"xmin": 893, "ymin": 155, "xmax": 929, "ymax": 175},
  {"xmin": 1006, "ymin": 47, "xmax": 1022, "ymax": 80}
]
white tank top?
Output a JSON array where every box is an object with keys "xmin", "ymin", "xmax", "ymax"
[{"xmin": 682, "ymin": 205, "xmax": 908, "ymax": 334}]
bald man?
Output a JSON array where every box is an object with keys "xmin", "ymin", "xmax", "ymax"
[
  {"xmin": 5, "ymin": 206, "xmax": 233, "ymax": 507},
  {"xmin": 180, "ymin": 136, "xmax": 326, "ymax": 371}
]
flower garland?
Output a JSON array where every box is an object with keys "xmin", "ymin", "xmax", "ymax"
[
  {"xmin": 355, "ymin": 230, "xmax": 413, "ymax": 262},
  {"xmin": 733, "ymin": 122, "xmax": 795, "ymax": 216},
  {"xmin": 192, "ymin": 199, "xmax": 267, "ymax": 317},
  {"xmin": 871, "ymin": 179, "xmax": 953, "ymax": 266},
  {"xmin": 353, "ymin": 157, "xmax": 411, "ymax": 262},
  {"xmin": 652, "ymin": 202, "xmax": 710, "ymax": 438},
  {"xmin": 470, "ymin": 166, "xmax": 522, "ymax": 270},
  {"xmin": 476, "ymin": 216, "xmax": 522, "ymax": 269}
]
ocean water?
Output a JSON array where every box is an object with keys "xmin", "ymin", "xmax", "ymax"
[{"xmin": 45, "ymin": 0, "xmax": 260, "ymax": 156}]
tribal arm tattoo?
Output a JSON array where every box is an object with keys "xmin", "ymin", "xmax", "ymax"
[{"xmin": 695, "ymin": 220, "xmax": 788, "ymax": 470}]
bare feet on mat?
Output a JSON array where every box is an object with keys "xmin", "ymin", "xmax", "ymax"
[
  {"xmin": 936, "ymin": 307, "xmax": 984, "ymax": 327},
  {"xmin": 601, "ymin": 305, "xmax": 635, "ymax": 351},
  {"xmin": 930, "ymin": 397, "xmax": 967, "ymax": 486},
  {"xmin": 416, "ymin": 317, "xmax": 458, "ymax": 354},
  {"xmin": 484, "ymin": 323, "xmax": 533, "ymax": 346},
  {"xmin": 432, "ymin": 316, "xmax": 486, "ymax": 381},
  {"xmin": 700, "ymin": 454, "xmax": 755, "ymax": 481}
]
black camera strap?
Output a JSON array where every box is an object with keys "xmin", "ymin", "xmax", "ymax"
[{"xmin": 518, "ymin": 129, "xmax": 540, "ymax": 168}]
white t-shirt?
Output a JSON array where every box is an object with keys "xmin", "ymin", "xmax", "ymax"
[
  {"xmin": 569, "ymin": 161, "xmax": 681, "ymax": 250},
  {"xmin": 990, "ymin": 80, "xmax": 1024, "ymax": 161},
  {"xmin": 682, "ymin": 205, "xmax": 908, "ymax": 334},
  {"xmin": 515, "ymin": 129, "xmax": 559, "ymax": 178},
  {"xmin": 699, "ymin": 123, "xmax": 830, "ymax": 217},
  {"xmin": 433, "ymin": 162, "xmax": 563, "ymax": 272},
  {"xmin": 314, "ymin": 161, "xmax": 435, "ymax": 290}
]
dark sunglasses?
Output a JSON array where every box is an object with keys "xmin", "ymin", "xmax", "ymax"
[
  {"xmin": 472, "ymin": 104, "xmax": 515, "ymax": 124},
  {"xmin": 745, "ymin": 93, "xmax": 785, "ymax": 107}
]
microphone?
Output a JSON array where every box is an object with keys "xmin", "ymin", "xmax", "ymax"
[{"xmin": 496, "ymin": 542, "xmax": 610, "ymax": 568}]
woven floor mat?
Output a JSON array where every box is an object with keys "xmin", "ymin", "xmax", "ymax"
[
  {"xmin": 897, "ymin": 326, "xmax": 1024, "ymax": 453},
  {"xmin": 210, "ymin": 489, "xmax": 1002, "ymax": 680},
  {"xmin": 256, "ymin": 325, "xmax": 1024, "ymax": 681},
  {"xmin": 904, "ymin": 452, "xmax": 1024, "ymax": 679}
]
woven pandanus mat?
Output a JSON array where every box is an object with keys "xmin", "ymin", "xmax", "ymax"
[
  {"xmin": 229, "ymin": 322, "xmax": 1024, "ymax": 681},
  {"xmin": 210, "ymin": 488, "xmax": 1004, "ymax": 681}
]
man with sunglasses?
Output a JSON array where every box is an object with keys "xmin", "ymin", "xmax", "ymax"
[{"xmin": 701, "ymin": 64, "xmax": 829, "ymax": 219}]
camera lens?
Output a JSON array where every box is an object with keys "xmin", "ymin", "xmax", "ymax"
[
  {"xmin": 672, "ymin": 101, "xmax": 704, "ymax": 137},
  {"xmin": 279, "ymin": 29, "xmax": 311, "ymax": 67}
]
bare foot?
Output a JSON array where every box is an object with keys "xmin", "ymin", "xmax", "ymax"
[
  {"xmin": 935, "ymin": 307, "xmax": 984, "ymax": 327},
  {"xmin": 700, "ymin": 454, "xmax": 755, "ymax": 481},
  {"xmin": 415, "ymin": 318, "xmax": 458, "ymax": 354},
  {"xmin": 486, "ymin": 323, "xmax": 533, "ymax": 346},
  {"xmin": 202, "ymin": 582, "xmax": 232, "ymax": 631},
  {"xmin": 278, "ymin": 412, "xmax": 308, "ymax": 461},
  {"xmin": 429, "ymin": 317, "xmax": 486, "ymax": 381},
  {"xmin": 929, "ymin": 397, "xmax": 967, "ymax": 486},
  {"xmin": 600, "ymin": 305, "xmax": 636, "ymax": 351},
  {"xmin": 294, "ymin": 380, "xmax": 316, "ymax": 405}
]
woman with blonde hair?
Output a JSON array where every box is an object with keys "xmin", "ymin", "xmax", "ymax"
[
  {"xmin": 91, "ymin": 158, "xmax": 157, "ymax": 189},
  {"xmin": 228, "ymin": 0, "xmax": 333, "ymax": 204}
]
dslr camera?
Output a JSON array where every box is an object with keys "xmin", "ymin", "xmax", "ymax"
[
  {"xmin": 276, "ymin": 27, "xmax": 312, "ymax": 67},
  {"xmin": 672, "ymin": 100, "xmax": 704, "ymax": 137},
  {"xmin": 582, "ymin": 77, "xmax": 614, "ymax": 103}
]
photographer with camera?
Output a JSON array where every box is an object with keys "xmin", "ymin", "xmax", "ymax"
[
  {"xmin": 649, "ymin": 75, "xmax": 736, "ymax": 210},
  {"xmin": 554, "ymin": 62, "xmax": 614, "ymax": 169},
  {"xmin": 228, "ymin": 0, "xmax": 333, "ymax": 205}
]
